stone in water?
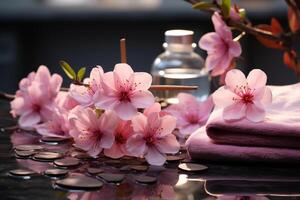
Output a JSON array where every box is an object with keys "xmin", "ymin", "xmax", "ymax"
[
  {"xmin": 41, "ymin": 137, "xmax": 68, "ymax": 143},
  {"xmin": 33, "ymin": 151, "xmax": 63, "ymax": 161},
  {"xmin": 55, "ymin": 176, "xmax": 103, "ymax": 190},
  {"xmin": 15, "ymin": 145, "xmax": 43, "ymax": 151},
  {"xmin": 134, "ymin": 175, "xmax": 157, "ymax": 184},
  {"xmin": 9, "ymin": 169, "xmax": 36, "ymax": 179},
  {"xmin": 54, "ymin": 157, "xmax": 80, "ymax": 168},
  {"xmin": 178, "ymin": 163, "xmax": 208, "ymax": 172},
  {"xmin": 97, "ymin": 173, "xmax": 125, "ymax": 183},
  {"xmin": 44, "ymin": 169, "xmax": 68, "ymax": 177},
  {"xmin": 130, "ymin": 165, "xmax": 148, "ymax": 172},
  {"xmin": 15, "ymin": 150, "xmax": 36, "ymax": 158},
  {"xmin": 87, "ymin": 168, "xmax": 103, "ymax": 175}
]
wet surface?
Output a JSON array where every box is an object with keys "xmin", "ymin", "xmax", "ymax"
[{"xmin": 2, "ymin": 101, "xmax": 300, "ymax": 199}]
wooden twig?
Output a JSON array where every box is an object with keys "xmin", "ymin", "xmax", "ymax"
[
  {"xmin": 120, "ymin": 38, "xmax": 127, "ymax": 63},
  {"xmin": 184, "ymin": 0, "xmax": 294, "ymax": 45},
  {"xmin": 0, "ymin": 92, "xmax": 14, "ymax": 101}
]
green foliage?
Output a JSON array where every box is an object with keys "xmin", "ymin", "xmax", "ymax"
[
  {"xmin": 221, "ymin": 0, "xmax": 231, "ymax": 18},
  {"xmin": 192, "ymin": 2, "xmax": 215, "ymax": 10},
  {"xmin": 59, "ymin": 60, "xmax": 76, "ymax": 81},
  {"xmin": 77, "ymin": 67, "xmax": 86, "ymax": 82}
]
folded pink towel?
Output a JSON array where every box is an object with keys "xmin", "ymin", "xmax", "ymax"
[
  {"xmin": 186, "ymin": 128, "xmax": 300, "ymax": 164},
  {"xmin": 206, "ymin": 83, "xmax": 300, "ymax": 149}
]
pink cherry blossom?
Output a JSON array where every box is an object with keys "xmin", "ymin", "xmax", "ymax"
[
  {"xmin": 143, "ymin": 102, "xmax": 168, "ymax": 117},
  {"xmin": 127, "ymin": 111, "xmax": 179, "ymax": 166},
  {"xmin": 95, "ymin": 63, "xmax": 154, "ymax": 120},
  {"xmin": 70, "ymin": 66, "xmax": 103, "ymax": 107},
  {"xmin": 213, "ymin": 69, "xmax": 272, "ymax": 122},
  {"xmin": 199, "ymin": 12, "xmax": 242, "ymax": 76},
  {"xmin": 104, "ymin": 120, "xmax": 133, "ymax": 159},
  {"xmin": 165, "ymin": 93, "xmax": 214, "ymax": 137},
  {"xmin": 35, "ymin": 92, "xmax": 76, "ymax": 138},
  {"xmin": 69, "ymin": 106, "xmax": 118, "ymax": 157},
  {"xmin": 10, "ymin": 65, "xmax": 63, "ymax": 128}
]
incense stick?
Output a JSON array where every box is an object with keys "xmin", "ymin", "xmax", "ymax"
[{"xmin": 120, "ymin": 38, "xmax": 127, "ymax": 63}]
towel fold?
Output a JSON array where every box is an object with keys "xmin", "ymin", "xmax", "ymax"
[
  {"xmin": 207, "ymin": 83, "xmax": 300, "ymax": 149},
  {"xmin": 186, "ymin": 128, "xmax": 300, "ymax": 164},
  {"xmin": 186, "ymin": 83, "xmax": 300, "ymax": 164}
]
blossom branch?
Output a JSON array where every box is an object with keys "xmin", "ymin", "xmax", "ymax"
[{"xmin": 184, "ymin": 0, "xmax": 297, "ymax": 48}]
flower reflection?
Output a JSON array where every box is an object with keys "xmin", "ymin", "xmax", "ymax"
[
  {"xmin": 67, "ymin": 174, "xmax": 177, "ymax": 200},
  {"xmin": 10, "ymin": 130, "xmax": 41, "ymax": 147},
  {"xmin": 16, "ymin": 159, "xmax": 49, "ymax": 174}
]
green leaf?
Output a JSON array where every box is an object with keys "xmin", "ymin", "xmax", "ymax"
[
  {"xmin": 221, "ymin": 0, "xmax": 231, "ymax": 18},
  {"xmin": 192, "ymin": 2, "xmax": 215, "ymax": 10},
  {"xmin": 239, "ymin": 8, "xmax": 246, "ymax": 19},
  {"xmin": 59, "ymin": 60, "xmax": 76, "ymax": 80},
  {"xmin": 77, "ymin": 67, "xmax": 86, "ymax": 82}
]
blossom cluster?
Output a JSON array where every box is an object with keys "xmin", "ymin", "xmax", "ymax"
[
  {"xmin": 11, "ymin": 64, "xmax": 181, "ymax": 166},
  {"xmin": 10, "ymin": 60, "xmax": 272, "ymax": 165}
]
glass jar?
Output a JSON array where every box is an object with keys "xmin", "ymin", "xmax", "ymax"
[{"xmin": 151, "ymin": 29, "xmax": 210, "ymax": 104}]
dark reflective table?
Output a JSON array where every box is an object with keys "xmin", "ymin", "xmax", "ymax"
[{"xmin": 1, "ymin": 100, "xmax": 300, "ymax": 200}]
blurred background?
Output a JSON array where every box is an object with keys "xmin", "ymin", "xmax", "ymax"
[{"xmin": 0, "ymin": 0, "xmax": 299, "ymax": 93}]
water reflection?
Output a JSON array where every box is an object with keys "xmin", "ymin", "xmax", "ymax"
[{"xmin": 5, "ymin": 130, "xmax": 300, "ymax": 199}]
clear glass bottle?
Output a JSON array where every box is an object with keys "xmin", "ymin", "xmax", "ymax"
[{"xmin": 151, "ymin": 29, "xmax": 210, "ymax": 104}]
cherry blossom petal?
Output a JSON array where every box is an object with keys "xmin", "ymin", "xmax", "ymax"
[
  {"xmin": 69, "ymin": 85, "xmax": 93, "ymax": 106},
  {"xmin": 99, "ymin": 131, "xmax": 115, "ymax": 149},
  {"xmin": 87, "ymin": 146, "xmax": 103, "ymax": 158},
  {"xmin": 114, "ymin": 63, "xmax": 134, "ymax": 84},
  {"xmin": 133, "ymin": 72, "xmax": 152, "ymax": 90},
  {"xmin": 180, "ymin": 124, "xmax": 201, "ymax": 136},
  {"xmin": 35, "ymin": 65, "xmax": 51, "ymax": 83},
  {"xmin": 199, "ymin": 32, "xmax": 222, "ymax": 51},
  {"xmin": 50, "ymin": 74, "xmax": 63, "ymax": 95},
  {"xmin": 213, "ymin": 86, "xmax": 237, "ymax": 107},
  {"xmin": 131, "ymin": 90, "xmax": 155, "ymax": 108},
  {"xmin": 145, "ymin": 146, "xmax": 166, "ymax": 166},
  {"xmin": 223, "ymin": 102, "xmax": 247, "ymax": 121},
  {"xmin": 246, "ymin": 103, "xmax": 266, "ymax": 122},
  {"xmin": 104, "ymin": 143, "xmax": 125, "ymax": 159},
  {"xmin": 197, "ymin": 97, "xmax": 214, "ymax": 119},
  {"xmin": 177, "ymin": 93, "xmax": 198, "ymax": 108},
  {"xmin": 228, "ymin": 40, "xmax": 242, "ymax": 57},
  {"xmin": 132, "ymin": 113, "xmax": 148, "ymax": 133},
  {"xmin": 27, "ymin": 83, "xmax": 45, "ymax": 101},
  {"xmin": 225, "ymin": 69, "xmax": 247, "ymax": 91},
  {"xmin": 94, "ymin": 92, "xmax": 118, "ymax": 110},
  {"xmin": 89, "ymin": 66, "xmax": 103, "ymax": 88},
  {"xmin": 155, "ymin": 134, "xmax": 180, "ymax": 154},
  {"xmin": 99, "ymin": 110, "xmax": 119, "ymax": 132},
  {"xmin": 147, "ymin": 112, "xmax": 161, "ymax": 132},
  {"xmin": 212, "ymin": 12, "xmax": 226, "ymax": 33},
  {"xmin": 143, "ymin": 103, "xmax": 161, "ymax": 116},
  {"xmin": 101, "ymin": 72, "xmax": 117, "ymax": 92},
  {"xmin": 211, "ymin": 53, "xmax": 232, "ymax": 77},
  {"xmin": 205, "ymin": 54, "xmax": 222, "ymax": 71},
  {"xmin": 19, "ymin": 111, "xmax": 41, "ymax": 127},
  {"xmin": 126, "ymin": 134, "xmax": 146, "ymax": 157},
  {"xmin": 247, "ymin": 69, "xmax": 267, "ymax": 89},
  {"xmin": 115, "ymin": 102, "xmax": 137, "ymax": 120},
  {"xmin": 158, "ymin": 115, "xmax": 176, "ymax": 137}
]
